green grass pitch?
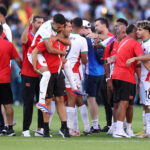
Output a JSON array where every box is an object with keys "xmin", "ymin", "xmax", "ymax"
[{"xmin": 0, "ymin": 105, "xmax": 150, "ymax": 150}]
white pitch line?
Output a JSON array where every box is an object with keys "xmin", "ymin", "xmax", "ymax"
[{"xmin": 0, "ymin": 139, "xmax": 150, "ymax": 143}]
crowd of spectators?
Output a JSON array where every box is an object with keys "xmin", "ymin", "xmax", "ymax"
[{"xmin": 1, "ymin": 0, "xmax": 150, "ymax": 104}]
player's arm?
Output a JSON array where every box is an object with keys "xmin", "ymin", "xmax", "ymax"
[
  {"xmin": 32, "ymin": 47, "xmax": 40, "ymax": 73},
  {"xmin": 57, "ymin": 36, "xmax": 71, "ymax": 46},
  {"xmin": 14, "ymin": 57, "xmax": 22, "ymax": 69},
  {"xmin": 103, "ymin": 47, "xmax": 111, "ymax": 79},
  {"xmin": 136, "ymin": 62, "xmax": 141, "ymax": 89},
  {"xmin": 20, "ymin": 14, "xmax": 33, "ymax": 44},
  {"xmin": 142, "ymin": 60, "xmax": 150, "ymax": 72},
  {"xmin": 104, "ymin": 62, "xmax": 111, "ymax": 79},
  {"xmin": 135, "ymin": 54, "xmax": 150, "ymax": 61},
  {"xmin": 81, "ymin": 52, "xmax": 88, "ymax": 64},
  {"xmin": 50, "ymin": 35, "xmax": 71, "ymax": 46},
  {"xmin": 126, "ymin": 54, "xmax": 150, "ymax": 66},
  {"xmin": 87, "ymin": 33, "xmax": 109, "ymax": 40},
  {"xmin": 11, "ymin": 44, "xmax": 22, "ymax": 68},
  {"xmin": 44, "ymin": 39, "xmax": 66, "ymax": 55},
  {"xmin": 81, "ymin": 38, "xmax": 88, "ymax": 64}
]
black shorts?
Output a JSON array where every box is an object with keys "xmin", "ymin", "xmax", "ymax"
[
  {"xmin": 46, "ymin": 71, "xmax": 66, "ymax": 99},
  {"xmin": 112, "ymin": 79, "xmax": 136, "ymax": 105},
  {"xmin": 0, "ymin": 83, "xmax": 13, "ymax": 105},
  {"xmin": 85, "ymin": 75, "xmax": 104, "ymax": 97}
]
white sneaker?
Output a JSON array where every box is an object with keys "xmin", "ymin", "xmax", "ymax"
[
  {"xmin": 33, "ymin": 128, "xmax": 44, "ymax": 137},
  {"xmin": 22, "ymin": 130, "xmax": 31, "ymax": 137},
  {"xmin": 126, "ymin": 129, "xmax": 135, "ymax": 137},
  {"xmin": 107, "ymin": 125, "xmax": 113, "ymax": 135},
  {"xmin": 113, "ymin": 130, "xmax": 131, "ymax": 138}
]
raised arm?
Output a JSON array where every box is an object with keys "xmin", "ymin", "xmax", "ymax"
[{"xmin": 20, "ymin": 14, "xmax": 33, "ymax": 44}]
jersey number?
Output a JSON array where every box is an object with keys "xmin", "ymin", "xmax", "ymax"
[{"xmin": 145, "ymin": 90, "xmax": 150, "ymax": 100}]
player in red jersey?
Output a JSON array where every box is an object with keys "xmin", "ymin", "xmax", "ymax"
[
  {"xmin": 103, "ymin": 24, "xmax": 127, "ymax": 135},
  {"xmin": 31, "ymin": 21, "xmax": 71, "ymax": 138},
  {"xmin": 27, "ymin": 14, "xmax": 72, "ymax": 113},
  {"xmin": 0, "ymin": 5, "xmax": 12, "ymax": 134},
  {"xmin": 0, "ymin": 25, "xmax": 22, "ymax": 136},
  {"xmin": 111, "ymin": 24, "xmax": 145, "ymax": 138},
  {"xmin": 20, "ymin": 15, "xmax": 44, "ymax": 137}
]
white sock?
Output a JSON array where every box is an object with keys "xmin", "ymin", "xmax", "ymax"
[
  {"xmin": 143, "ymin": 111, "xmax": 146, "ymax": 130},
  {"xmin": 116, "ymin": 121, "xmax": 123, "ymax": 133},
  {"xmin": 66, "ymin": 106, "xmax": 75, "ymax": 129},
  {"xmin": 64, "ymin": 61, "xmax": 77, "ymax": 90},
  {"xmin": 92, "ymin": 119, "xmax": 99, "ymax": 130},
  {"xmin": 73, "ymin": 106, "xmax": 79, "ymax": 131},
  {"xmin": 79, "ymin": 104, "xmax": 90, "ymax": 132},
  {"xmin": 123, "ymin": 119, "xmax": 127, "ymax": 129},
  {"xmin": 126, "ymin": 123, "xmax": 132, "ymax": 130},
  {"xmin": 145, "ymin": 113, "xmax": 150, "ymax": 134},
  {"xmin": 49, "ymin": 101, "xmax": 55, "ymax": 126},
  {"xmin": 111, "ymin": 116, "xmax": 114, "ymax": 124},
  {"xmin": 39, "ymin": 71, "xmax": 51, "ymax": 104},
  {"xmin": 113, "ymin": 122, "xmax": 117, "ymax": 133}
]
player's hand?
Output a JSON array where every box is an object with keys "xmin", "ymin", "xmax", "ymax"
[
  {"xmin": 126, "ymin": 57, "xmax": 136, "ymax": 66},
  {"xmin": 62, "ymin": 57, "xmax": 67, "ymax": 64},
  {"xmin": 61, "ymin": 50, "xmax": 66, "ymax": 56},
  {"xmin": 50, "ymin": 35, "xmax": 58, "ymax": 43},
  {"xmin": 87, "ymin": 33, "xmax": 98, "ymax": 39},
  {"xmin": 106, "ymin": 55, "xmax": 116, "ymax": 64},
  {"xmin": 34, "ymin": 67, "xmax": 42, "ymax": 75},
  {"xmin": 93, "ymin": 44, "xmax": 101, "ymax": 49},
  {"xmin": 27, "ymin": 14, "xmax": 34, "ymax": 26},
  {"xmin": 19, "ymin": 70, "xmax": 21, "ymax": 76}
]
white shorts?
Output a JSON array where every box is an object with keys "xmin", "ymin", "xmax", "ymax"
[
  {"xmin": 27, "ymin": 53, "xmax": 47, "ymax": 69},
  {"xmin": 65, "ymin": 72, "xmax": 81, "ymax": 89},
  {"xmin": 140, "ymin": 81, "xmax": 150, "ymax": 106}
]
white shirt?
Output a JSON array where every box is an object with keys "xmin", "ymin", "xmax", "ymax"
[
  {"xmin": 66, "ymin": 33, "xmax": 88, "ymax": 73},
  {"xmin": 141, "ymin": 38, "xmax": 150, "ymax": 81},
  {"xmin": 2, "ymin": 23, "xmax": 12, "ymax": 42}
]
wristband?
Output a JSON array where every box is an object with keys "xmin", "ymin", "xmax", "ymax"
[{"xmin": 106, "ymin": 77, "xmax": 111, "ymax": 82}]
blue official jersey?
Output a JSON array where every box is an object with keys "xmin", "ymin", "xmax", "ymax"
[{"xmin": 85, "ymin": 37, "xmax": 104, "ymax": 76}]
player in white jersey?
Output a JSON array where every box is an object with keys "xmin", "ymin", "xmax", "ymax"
[
  {"xmin": 65, "ymin": 18, "xmax": 91, "ymax": 136},
  {"xmin": 126, "ymin": 20, "xmax": 150, "ymax": 138}
]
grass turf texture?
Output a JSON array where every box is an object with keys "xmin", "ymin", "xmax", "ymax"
[{"xmin": 0, "ymin": 105, "xmax": 150, "ymax": 150}]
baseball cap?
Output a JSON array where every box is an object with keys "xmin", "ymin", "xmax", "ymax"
[{"xmin": 83, "ymin": 20, "xmax": 91, "ymax": 28}]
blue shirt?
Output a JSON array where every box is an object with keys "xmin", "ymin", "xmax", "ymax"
[{"xmin": 85, "ymin": 37, "xmax": 104, "ymax": 76}]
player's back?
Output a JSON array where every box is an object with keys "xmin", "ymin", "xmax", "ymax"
[{"xmin": 67, "ymin": 33, "xmax": 87, "ymax": 66}]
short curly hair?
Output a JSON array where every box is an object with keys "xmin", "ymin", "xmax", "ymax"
[{"xmin": 136, "ymin": 20, "xmax": 150, "ymax": 32}]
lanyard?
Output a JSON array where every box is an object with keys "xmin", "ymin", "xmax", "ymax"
[
  {"xmin": 29, "ymin": 31, "xmax": 35, "ymax": 37},
  {"xmin": 117, "ymin": 38, "xmax": 133, "ymax": 53}
]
